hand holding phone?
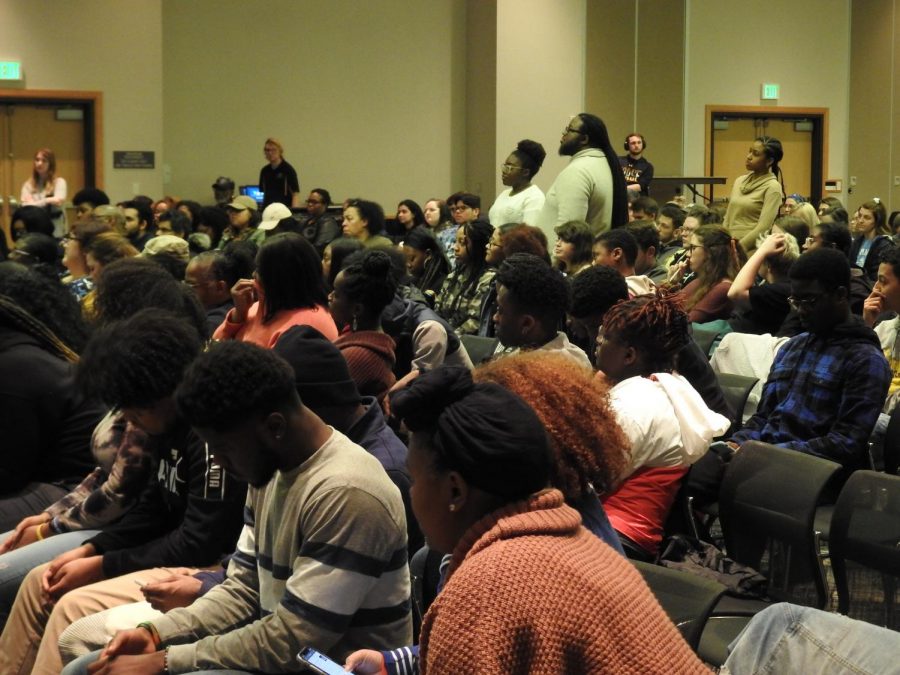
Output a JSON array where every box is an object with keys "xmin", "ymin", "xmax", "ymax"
[{"xmin": 297, "ymin": 647, "xmax": 350, "ymax": 675}]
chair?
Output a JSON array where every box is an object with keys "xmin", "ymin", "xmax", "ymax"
[
  {"xmin": 716, "ymin": 373, "xmax": 759, "ymax": 429},
  {"xmin": 409, "ymin": 545, "xmax": 445, "ymax": 642},
  {"xmin": 633, "ymin": 560, "xmax": 727, "ymax": 652},
  {"xmin": 698, "ymin": 442, "xmax": 842, "ymax": 665},
  {"xmin": 692, "ymin": 328, "xmax": 721, "ymax": 359},
  {"xmin": 829, "ymin": 470, "xmax": 900, "ymax": 630},
  {"xmin": 882, "ymin": 405, "xmax": 900, "ymax": 475},
  {"xmin": 459, "ymin": 334, "xmax": 499, "ymax": 365}
]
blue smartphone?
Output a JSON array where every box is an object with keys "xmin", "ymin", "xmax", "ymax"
[{"xmin": 297, "ymin": 647, "xmax": 349, "ymax": 675}]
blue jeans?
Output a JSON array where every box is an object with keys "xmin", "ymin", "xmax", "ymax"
[
  {"xmin": 722, "ymin": 602, "xmax": 900, "ymax": 674},
  {"xmin": 63, "ymin": 649, "xmax": 253, "ymax": 674},
  {"xmin": 0, "ymin": 529, "xmax": 100, "ymax": 632}
]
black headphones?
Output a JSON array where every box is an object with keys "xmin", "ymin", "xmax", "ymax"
[{"xmin": 624, "ymin": 134, "xmax": 646, "ymax": 152}]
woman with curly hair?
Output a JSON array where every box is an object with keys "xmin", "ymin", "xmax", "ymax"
[
  {"xmin": 676, "ymin": 225, "xmax": 746, "ymax": 323},
  {"xmin": 488, "ymin": 139, "xmax": 547, "ymax": 227},
  {"xmin": 475, "ymin": 351, "xmax": 628, "ymax": 552},
  {"xmin": 329, "ymin": 249, "xmax": 398, "ymax": 402},
  {"xmin": 435, "ymin": 219, "xmax": 495, "ymax": 336},
  {"xmin": 596, "ymin": 290, "xmax": 730, "ymax": 559}
]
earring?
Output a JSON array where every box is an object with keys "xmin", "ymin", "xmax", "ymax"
[
  {"xmin": 352, "ymin": 315, "xmax": 358, "ymax": 331},
  {"xmin": 449, "ymin": 504, "xmax": 456, "ymax": 512}
]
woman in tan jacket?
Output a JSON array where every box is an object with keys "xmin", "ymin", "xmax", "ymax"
[{"xmin": 724, "ymin": 136, "xmax": 784, "ymax": 252}]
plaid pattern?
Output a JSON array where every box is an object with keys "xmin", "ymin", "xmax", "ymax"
[{"xmin": 733, "ymin": 321, "xmax": 890, "ymax": 467}]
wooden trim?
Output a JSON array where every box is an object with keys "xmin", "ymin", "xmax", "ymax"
[
  {"xmin": 0, "ymin": 88, "xmax": 103, "ymax": 188},
  {"xmin": 704, "ymin": 104, "xmax": 830, "ymax": 202}
]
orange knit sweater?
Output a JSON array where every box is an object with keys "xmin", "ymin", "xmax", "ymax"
[{"xmin": 419, "ymin": 489, "xmax": 709, "ymax": 675}]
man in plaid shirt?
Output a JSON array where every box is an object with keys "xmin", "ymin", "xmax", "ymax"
[{"xmin": 730, "ymin": 248, "xmax": 890, "ymax": 471}]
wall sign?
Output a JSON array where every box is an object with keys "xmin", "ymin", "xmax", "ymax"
[{"xmin": 113, "ymin": 151, "xmax": 155, "ymax": 169}]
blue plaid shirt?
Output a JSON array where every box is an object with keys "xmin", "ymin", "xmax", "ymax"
[{"xmin": 732, "ymin": 318, "xmax": 890, "ymax": 467}]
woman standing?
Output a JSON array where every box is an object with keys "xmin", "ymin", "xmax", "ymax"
[
  {"xmin": 723, "ymin": 136, "xmax": 784, "ymax": 252},
  {"xmin": 20, "ymin": 149, "xmax": 67, "ymax": 237},
  {"xmin": 849, "ymin": 199, "xmax": 893, "ymax": 282},
  {"xmin": 488, "ymin": 139, "xmax": 546, "ymax": 227}
]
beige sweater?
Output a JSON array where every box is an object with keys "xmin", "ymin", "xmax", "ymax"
[{"xmin": 723, "ymin": 172, "xmax": 782, "ymax": 251}]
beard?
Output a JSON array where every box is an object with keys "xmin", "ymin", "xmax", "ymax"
[{"xmin": 559, "ymin": 137, "xmax": 582, "ymax": 156}]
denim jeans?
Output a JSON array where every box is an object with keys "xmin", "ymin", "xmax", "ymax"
[
  {"xmin": 722, "ymin": 602, "xmax": 900, "ymax": 674},
  {"xmin": 0, "ymin": 529, "xmax": 100, "ymax": 632},
  {"xmin": 62, "ymin": 650, "xmax": 254, "ymax": 674}
]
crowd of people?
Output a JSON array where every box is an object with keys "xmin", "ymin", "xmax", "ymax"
[{"xmin": 0, "ymin": 117, "xmax": 898, "ymax": 674}]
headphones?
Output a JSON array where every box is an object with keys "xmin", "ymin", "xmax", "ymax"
[{"xmin": 624, "ymin": 134, "xmax": 646, "ymax": 152}]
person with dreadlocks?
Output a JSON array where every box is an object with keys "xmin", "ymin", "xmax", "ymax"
[
  {"xmin": 723, "ymin": 136, "xmax": 785, "ymax": 252},
  {"xmin": 0, "ymin": 263, "xmax": 103, "ymax": 531},
  {"xmin": 595, "ymin": 289, "xmax": 730, "ymax": 560},
  {"xmin": 434, "ymin": 219, "xmax": 495, "ymax": 335}
]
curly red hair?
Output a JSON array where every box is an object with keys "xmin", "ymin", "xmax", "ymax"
[{"xmin": 475, "ymin": 351, "xmax": 629, "ymax": 498}]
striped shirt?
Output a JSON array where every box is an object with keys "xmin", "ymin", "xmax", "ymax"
[{"xmin": 153, "ymin": 428, "xmax": 411, "ymax": 673}]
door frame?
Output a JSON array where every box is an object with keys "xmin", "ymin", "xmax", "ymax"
[{"xmin": 705, "ymin": 104, "xmax": 828, "ymax": 204}]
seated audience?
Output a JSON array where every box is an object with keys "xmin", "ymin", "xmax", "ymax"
[
  {"xmin": 0, "ymin": 264, "xmax": 102, "ymax": 531},
  {"xmin": 725, "ymin": 249, "xmax": 891, "ymax": 474},
  {"xmin": 727, "ymin": 231, "xmax": 799, "ymax": 335},
  {"xmin": 346, "ymin": 367, "xmax": 706, "ymax": 674},
  {"xmin": 255, "ymin": 202, "xmax": 292, "ymax": 238},
  {"xmin": 219, "ymin": 195, "xmax": 264, "ymax": 248},
  {"xmin": 790, "ymin": 202, "xmax": 819, "ymax": 235},
  {"xmin": 423, "ymin": 197, "xmax": 456, "ymax": 268},
  {"xmin": 194, "ymin": 206, "xmax": 229, "ymax": 250},
  {"xmin": 863, "ymin": 246, "xmax": 900, "ymax": 437},
  {"xmin": 592, "ymin": 228, "xmax": 655, "ymax": 296},
  {"xmin": 213, "ymin": 232, "xmax": 338, "ymax": 346},
  {"xmin": 596, "ymin": 291, "xmax": 729, "ymax": 559},
  {"xmin": 656, "ymin": 203, "xmax": 685, "ymax": 267},
  {"xmin": 553, "ymin": 220, "xmax": 593, "ymax": 276},
  {"xmin": 9, "ymin": 205, "xmax": 54, "ymax": 241},
  {"xmin": 330, "ymin": 249, "xmax": 398, "ymax": 402},
  {"xmin": 394, "ymin": 199, "xmax": 427, "ymax": 236},
  {"xmin": 72, "ymin": 188, "xmax": 110, "ymax": 223},
  {"xmin": 478, "ymin": 222, "xmax": 549, "ymax": 336},
  {"xmin": 120, "ymin": 200, "xmax": 155, "ymax": 251},
  {"xmin": 0, "ymin": 310, "xmax": 246, "ymax": 675},
  {"xmin": 140, "ymin": 234, "xmax": 191, "ymax": 280},
  {"xmin": 488, "ymin": 139, "xmax": 547, "ymax": 227},
  {"xmin": 627, "ymin": 219, "xmax": 668, "ymax": 284},
  {"xmin": 434, "ymin": 219, "xmax": 495, "ymax": 335},
  {"xmin": 156, "ymin": 210, "xmax": 191, "ymax": 239},
  {"xmin": 300, "ymin": 188, "xmax": 341, "ymax": 255},
  {"xmin": 476, "ymin": 351, "xmax": 628, "ymax": 553},
  {"xmin": 402, "ymin": 226, "xmax": 450, "ymax": 303},
  {"xmin": 323, "ymin": 237, "xmax": 365, "ymax": 289},
  {"xmin": 849, "ymin": 198, "xmax": 894, "ymax": 282},
  {"xmin": 8, "ymin": 232, "xmax": 62, "ymax": 279},
  {"xmin": 630, "ymin": 195, "xmax": 659, "ymax": 222},
  {"xmin": 567, "ymin": 264, "xmax": 630, "ymax": 360},
  {"xmin": 83, "ymin": 232, "xmax": 139, "ymax": 282},
  {"xmin": 342, "ymin": 198, "xmax": 394, "ymax": 249},
  {"xmin": 184, "ymin": 244, "xmax": 255, "ymax": 336},
  {"xmin": 676, "ymin": 225, "xmax": 746, "ymax": 323},
  {"xmin": 62, "ymin": 219, "xmax": 112, "ymax": 302},
  {"xmin": 448, "ymin": 191, "xmax": 481, "ymax": 228},
  {"xmin": 492, "ymin": 253, "xmax": 591, "ymax": 366},
  {"xmin": 92, "ymin": 205, "xmax": 126, "ymax": 234},
  {"xmin": 66, "ymin": 340, "xmax": 411, "ymax": 674}
]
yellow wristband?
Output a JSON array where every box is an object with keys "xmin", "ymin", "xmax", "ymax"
[{"xmin": 35, "ymin": 524, "xmax": 45, "ymax": 541}]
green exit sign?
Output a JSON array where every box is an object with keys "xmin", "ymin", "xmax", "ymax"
[
  {"xmin": 761, "ymin": 83, "xmax": 779, "ymax": 100},
  {"xmin": 0, "ymin": 62, "xmax": 22, "ymax": 80}
]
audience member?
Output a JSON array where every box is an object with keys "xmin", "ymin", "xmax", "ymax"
[
  {"xmin": 259, "ymin": 137, "xmax": 301, "ymax": 208},
  {"xmin": 790, "ymin": 202, "xmax": 819, "ymax": 235},
  {"xmin": 863, "ymin": 246, "xmax": 900, "ymax": 437},
  {"xmin": 120, "ymin": 200, "xmax": 155, "ymax": 251},
  {"xmin": 593, "ymin": 228, "xmax": 655, "ymax": 296},
  {"xmin": 219, "ymin": 195, "xmax": 264, "ymax": 248},
  {"xmin": 630, "ymin": 194, "xmax": 659, "ymax": 222},
  {"xmin": 448, "ymin": 192, "xmax": 481, "ymax": 227},
  {"xmin": 596, "ymin": 291, "xmax": 729, "ymax": 559},
  {"xmin": 657, "ymin": 203, "xmax": 685, "ymax": 262},
  {"xmin": 619, "ymin": 133, "xmax": 654, "ymax": 195},
  {"xmin": 435, "ymin": 219, "xmax": 495, "ymax": 335},
  {"xmin": 8, "ymin": 233, "xmax": 61, "ymax": 278},
  {"xmin": 83, "ymin": 232, "xmax": 139, "ymax": 283},
  {"xmin": 493, "ymin": 253, "xmax": 590, "ymax": 366},
  {"xmin": 254, "ymin": 202, "xmax": 292, "ymax": 238},
  {"xmin": 61, "ymin": 219, "xmax": 112, "ymax": 303},
  {"xmin": 9, "ymin": 205, "xmax": 54, "ymax": 241},
  {"xmin": 402, "ymin": 225, "xmax": 450, "ymax": 302},
  {"xmin": 194, "ymin": 206, "xmax": 229, "ymax": 249},
  {"xmin": 300, "ymin": 188, "xmax": 341, "ymax": 254},
  {"xmin": 211, "ymin": 176, "xmax": 235, "ymax": 209},
  {"xmin": 723, "ymin": 136, "xmax": 784, "ymax": 251},
  {"xmin": 330, "ymin": 249, "xmax": 398, "ymax": 402},
  {"xmin": 19, "ymin": 148, "xmax": 67, "ymax": 236},
  {"xmin": 174, "ymin": 200, "xmax": 202, "ymax": 230},
  {"xmin": 351, "ymin": 367, "xmax": 705, "ymax": 674},
  {"xmin": 72, "ymin": 188, "xmax": 110, "ymax": 224},
  {"xmin": 728, "ymin": 232, "xmax": 799, "ymax": 335},
  {"xmin": 677, "ymin": 225, "xmax": 746, "ymax": 323},
  {"xmin": 323, "ymin": 237, "xmax": 365, "ymax": 289},
  {"xmin": 626, "ymin": 219, "xmax": 668, "ymax": 284},
  {"xmin": 771, "ymin": 214, "xmax": 810, "ymax": 249},
  {"xmin": 567, "ymin": 264, "xmax": 630, "ymax": 360},
  {"xmin": 552, "ymin": 220, "xmax": 593, "ymax": 276},
  {"xmin": 537, "ymin": 112, "xmax": 629, "ymax": 239},
  {"xmin": 342, "ymin": 198, "xmax": 394, "ymax": 249},
  {"xmin": 424, "ymin": 197, "xmax": 456, "ymax": 267},
  {"xmin": 140, "ymin": 234, "xmax": 191, "ymax": 280},
  {"xmin": 849, "ymin": 198, "xmax": 893, "ymax": 282},
  {"xmin": 67, "ymin": 340, "xmax": 410, "ymax": 674},
  {"xmin": 0, "ymin": 310, "xmax": 246, "ymax": 674},
  {"xmin": 213, "ymin": 232, "xmax": 337, "ymax": 346},
  {"xmin": 488, "ymin": 139, "xmax": 547, "ymax": 227},
  {"xmin": 184, "ymin": 244, "xmax": 255, "ymax": 336},
  {"xmin": 92, "ymin": 205, "xmax": 126, "ymax": 234},
  {"xmin": 395, "ymin": 199, "xmax": 427, "ymax": 234}
]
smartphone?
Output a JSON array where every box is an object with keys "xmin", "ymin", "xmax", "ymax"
[{"xmin": 296, "ymin": 647, "xmax": 348, "ymax": 675}]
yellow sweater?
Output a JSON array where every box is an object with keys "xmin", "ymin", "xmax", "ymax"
[{"xmin": 724, "ymin": 172, "xmax": 782, "ymax": 251}]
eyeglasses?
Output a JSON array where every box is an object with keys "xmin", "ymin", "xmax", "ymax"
[
  {"xmin": 563, "ymin": 124, "xmax": 583, "ymax": 135},
  {"xmin": 61, "ymin": 234, "xmax": 81, "ymax": 244},
  {"xmin": 487, "ymin": 240, "xmax": 502, "ymax": 249},
  {"xmin": 451, "ymin": 205, "xmax": 472, "ymax": 213},
  {"xmin": 787, "ymin": 294, "xmax": 825, "ymax": 310},
  {"xmin": 501, "ymin": 163, "xmax": 521, "ymax": 171},
  {"xmin": 684, "ymin": 244, "xmax": 704, "ymax": 254}
]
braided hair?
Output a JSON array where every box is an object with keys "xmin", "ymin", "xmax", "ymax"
[
  {"xmin": 0, "ymin": 295, "xmax": 77, "ymax": 362},
  {"xmin": 601, "ymin": 289, "xmax": 690, "ymax": 374}
]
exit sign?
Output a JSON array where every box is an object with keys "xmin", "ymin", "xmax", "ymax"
[
  {"xmin": 761, "ymin": 83, "xmax": 779, "ymax": 100},
  {"xmin": 0, "ymin": 62, "xmax": 22, "ymax": 80}
]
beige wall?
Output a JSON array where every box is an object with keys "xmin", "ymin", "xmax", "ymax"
[
  {"xmin": 0, "ymin": 0, "xmax": 164, "ymax": 202},
  {"xmin": 495, "ymin": 0, "xmax": 586, "ymax": 200},
  {"xmin": 162, "ymin": 0, "xmax": 465, "ymax": 210},
  {"xmin": 685, "ymin": 0, "xmax": 851, "ymax": 204}
]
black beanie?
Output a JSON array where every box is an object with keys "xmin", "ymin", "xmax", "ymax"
[{"xmin": 273, "ymin": 325, "xmax": 361, "ymax": 410}]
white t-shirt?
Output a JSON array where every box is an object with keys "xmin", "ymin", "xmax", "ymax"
[{"xmin": 488, "ymin": 184, "xmax": 545, "ymax": 227}]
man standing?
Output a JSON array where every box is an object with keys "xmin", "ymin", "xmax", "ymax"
[
  {"xmin": 619, "ymin": 133, "xmax": 654, "ymax": 195},
  {"xmin": 537, "ymin": 113, "xmax": 628, "ymax": 242},
  {"xmin": 259, "ymin": 138, "xmax": 301, "ymax": 209}
]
